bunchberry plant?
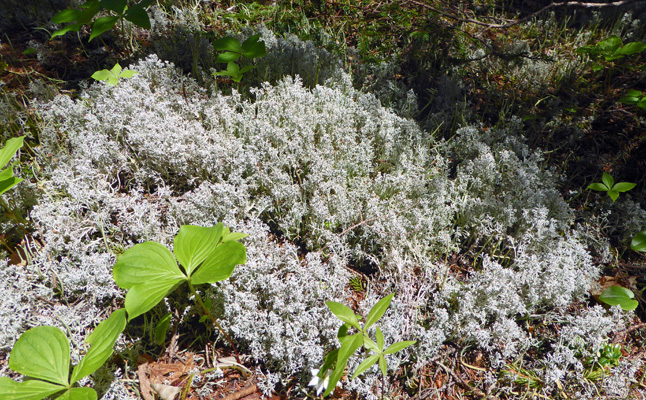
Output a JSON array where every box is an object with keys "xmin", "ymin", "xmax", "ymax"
[
  {"xmin": 0, "ymin": 309, "xmax": 126, "ymax": 400},
  {"xmin": 113, "ymin": 223, "xmax": 246, "ymax": 361},
  {"xmin": 618, "ymin": 89, "xmax": 646, "ymax": 110},
  {"xmin": 576, "ymin": 36, "xmax": 646, "ymax": 71},
  {"xmin": 91, "ymin": 63, "xmax": 137, "ymax": 85},
  {"xmin": 585, "ymin": 343, "xmax": 623, "ymax": 380},
  {"xmin": 212, "ymin": 34, "xmax": 266, "ymax": 83},
  {"xmin": 50, "ymin": 0, "xmax": 153, "ymax": 42},
  {"xmin": 599, "ymin": 286, "xmax": 638, "ymax": 311},
  {"xmin": 587, "ymin": 172, "xmax": 635, "ymax": 202},
  {"xmin": 315, "ymin": 294, "xmax": 416, "ymax": 397},
  {"xmin": 632, "ymin": 231, "xmax": 646, "ymax": 252}
]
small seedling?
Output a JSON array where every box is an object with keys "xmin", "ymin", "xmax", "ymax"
[
  {"xmin": 587, "ymin": 172, "xmax": 635, "ymax": 202},
  {"xmin": 619, "ymin": 89, "xmax": 646, "ymax": 110},
  {"xmin": 212, "ymin": 34, "xmax": 266, "ymax": 83},
  {"xmin": 316, "ymin": 294, "xmax": 416, "ymax": 397},
  {"xmin": 91, "ymin": 63, "xmax": 137, "ymax": 85},
  {"xmin": 632, "ymin": 231, "xmax": 646, "ymax": 252},
  {"xmin": 576, "ymin": 36, "xmax": 646, "ymax": 71},
  {"xmin": 0, "ymin": 309, "xmax": 126, "ymax": 400},
  {"xmin": 51, "ymin": 0, "xmax": 153, "ymax": 41},
  {"xmin": 113, "ymin": 223, "xmax": 247, "ymax": 361},
  {"xmin": 599, "ymin": 286, "xmax": 638, "ymax": 311}
]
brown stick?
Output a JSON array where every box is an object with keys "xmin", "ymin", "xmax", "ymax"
[
  {"xmin": 222, "ymin": 384, "xmax": 258, "ymax": 400},
  {"xmin": 437, "ymin": 361, "xmax": 486, "ymax": 398},
  {"xmin": 613, "ymin": 322, "xmax": 646, "ymax": 344}
]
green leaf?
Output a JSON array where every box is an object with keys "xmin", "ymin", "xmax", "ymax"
[
  {"xmin": 51, "ymin": 24, "xmax": 84, "ymax": 39},
  {"xmin": 0, "ymin": 176, "xmax": 23, "ymax": 196},
  {"xmin": 599, "ymin": 286, "xmax": 638, "ymax": 311},
  {"xmin": 241, "ymin": 34, "xmax": 266, "ymax": 58},
  {"xmin": 10, "ymin": 327, "xmax": 70, "ymax": 386},
  {"xmin": 89, "ymin": 16, "xmax": 120, "ymax": 41},
  {"xmin": 221, "ymin": 230, "xmax": 248, "ymax": 242},
  {"xmin": 119, "ymin": 69, "xmax": 137, "ymax": 78},
  {"xmin": 602, "ymin": 172, "xmax": 614, "ymax": 189},
  {"xmin": 100, "ymin": 0, "xmax": 127, "ymax": 14},
  {"xmin": 618, "ymin": 42, "xmax": 646, "ymax": 56},
  {"xmin": 107, "ymin": 76, "xmax": 119, "ymax": 85},
  {"xmin": 587, "ymin": 182, "xmax": 608, "ymax": 192},
  {"xmin": 91, "ymin": 69, "xmax": 113, "ymax": 82},
  {"xmin": 378, "ymin": 354, "xmax": 388, "ymax": 378},
  {"xmin": 124, "ymin": 4, "xmax": 151, "ymax": 29},
  {"xmin": 351, "ymin": 353, "xmax": 380, "ymax": 379},
  {"xmin": 624, "ymin": 89, "xmax": 643, "ymax": 98},
  {"xmin": 363, "ymin": 336, "xmax": 379, "ymax": 353},
  {"xmin": 174, "ymin": 224, "xmax": 224, "ymax": 276},
  {"xmin": 638, "ymin": 99, "xmax": 646, "ymax": 110},
  {"xmin": 619, "ymin": 96, "xmax": 640, "ymax": 105},
  {"xmin": 70, "ymin": 309, "xmax": 127, "ymax": 383},
  {"xmin": 113, "ymin": 242, "xmax": 187, "ymax": 320},
  {"xmin": 613, "ymin": 182, "xmax": 636, "ymax": 192},
  {"xmin": 0, "ymin": 377, "xmax": 65, "ymax": 400},
  {"xmin": 326, "ymin": 301, "xmax": 360, "ymax": 330},
  {"xmin": 0, "ymin": 135, "xmax": 25, "ymax": 168},
  {"xmin": 190, "ymin": 240, "xmax": 246, "ymax": 285},
  {"xmin": 375, "ymin": 327, "xmax": 384, "ymax": 352},
  {"xmin": 78, "ymin": 1, "xmax": 102, "ymax": 24},
  {"xmin": 0, "ymin": 166, "xmax": 13, "ymax": 180},
  {"xmin": 110, "ymin": 63, "xmax": 122, "ymax": 76},
  {"xmin": 155, "ymin": 313, "xmax": 172, "ymax": 345},
  {"xmin": 319, "ymin": 348, "xmax": 339, "ymax": 375},
  {"xmin": 212, "ymin": 37, "xmax": 242, "ymax": 52},
  {"xmin": 383, "ymin": 340, "xmax": 416, "ymax": 355},
  {"xmin": 591, "ymin": 64, "xmax": 603, "ymax": 71},
  {"xmin": 57, "ymin": 387, "xmax": 97, "ymax": 400},
  {"xmin": 608, "ymin": 190, "xmax": 619, "ymax": 202},
  {"xmin": 217, "ymin": 52, "xmax": 241, "ymax": 63},
  {"xmin": 598, "ymin": 36, "xmax": 622, "ymax": 53},
  {"xmin": 323, "ymin": 333, "xmax": 363, "ymax": 397},
  {"xmin": 52, "ymin": 9, "xmax": 82, "ymax": 23},
  {"xmin": 365, "ymin": 293, "xmax": 393, "ymax": 330},
  {"xmin": 138, "ymin": 0, "xmax": 155, "ymax": 7},
  {"xmin": 631, "ymin": 231, "xmax": 646, "ymax": 252}
]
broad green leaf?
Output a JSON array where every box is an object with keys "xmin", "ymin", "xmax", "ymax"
[
  {"xmin": 0, "ymin": 166, "xmax": 13, "ymax": 180},
  {"xmin": 138, "ymin": 0, "xmax": 155, "ymax": 7},
  {"xmin": 71, "ymin": 309, "xmax": 127, "ymax": 383},
  {"xmin": 91, "ymin": 69, "xmax": 114, "ymax": 82},
  {"xmin": 78, "ymin": 1, "xmax": 103, "ymax": 24},
  {"xmin": 113, "ymin": 242, "xmax": 186, "ymax": 320},
  {"xmin": 618, "ymin": 42, "xmax": 646, "ymax": 56},
  {"xmin": 107, "ymin": 76, "xmax": 119, "ymax": 85},
  {"xmin": 602, "ymin": 172, "xmax": 614, "ymax": 189},
  {"xmin": 613, "ymin": 182, "xmax": 636, "ymax": 192},
  {"xmin": 591, "ymin": 64, "xmax": 603, "ymax": 71},
  {"xmin": 100, "ymin": 0, "xmax": 127, "ymax": 14},
  {"xmin": 378, "ymin": 354, "xmax": 387, "ymax": 378},
  {"xmin": 576, "ymin": 45, "xmax": 599, "ymax": 55},
  {"xmin": 221, "ymin": 231, "xmax": 248, "ymax": 242},
  {"xmin": 239, "ymin": 65, "xmax": 255, "ymax": 74},
  {"xmin": 608, "ymin": 190, "xmax": 620, "ymax": 202},
  {"xmin": 631, "ymin": 231, "xmax": 646, "ymax": 252},
  {"xmin": 190, "ymin": 240, "xmax": 245, "ymax": 285},
  {"xmin": 375, "ymin": 327, "xmax": 384, "ymax": 352},
  {"xmin": 363, "ymin": 336, "xmax": 379, "ymax": 353},
  {"xmin": 212, "ymin": 37, "xmax": 242, "ymax": 53},
  {"xmin": 599, "ymin": 286, "xmax": 638, "ymax": 311},
  {"xmin": 57, "ymin": 387, "xmax": 97, "ymax": 400},
  {"xmin": 638, "ymin": 99, "xmax": 646, "ymax": 110},
  {"xmin": 51, "ymin": 24, "xmax": 83, "ymax": 39},
  {"xmin": 624, "ymin": 89, "xmax": 643, "ymax": 98},
  {"xmin": 326, "ymin": 301, "xmax": 360, "ymax": 330},
  {"xmin": 0, "ymin": 135, "xmax": 25, "ymax": 168},
  {"xmin": 174, "ymin": 224, "xmax": 224, "ymax": 276},
  {"xmin": 241, "ymin": 34, "xmax": 266, "ymax": 58},
  {"xmin": 155, "ymin": 312, "xmax": 172, "ymax": 345},
  {"xmin": 351, "ymin": 354, "xmax": 380, "ymax": 379},
  {"xmin": 89, "ymin": 16, "xmax": 119, "ymax": 41},
  {"xmin": 587, "ymin": 182, "xmax": 608, "ymax": 192},
  {"xmin": 10, "ymin": 326, "xmax": 70, "ymax": 386},
  {"xmin": 124, "ymin": 4, "xmax": 151, "ymax": 29},
  {"xmin": 323, "ymin": 333, "xmax": 363, "ymax": 397},
  {"xmin": 319, "ymin": 348, "xmax": 339, "ymax": 376},
  {"xmin": 383, "ymin": 340, "xmax": 416, "ymax": 355},
  {"xmin": 119, "ymin": 69, "xmax": 137, "ymax": 78},
  {"xmin": 619, "ymin": 96, "xmax": 640, "ymax": 105},
  {"xmin": 217, "ymin": 52, "xmax": 241, "ymax": 63},
  {"xmin": 52, "ymin": 9, "xmax": 82, "ymax": 23},
  {"xmin": 598, "ymin": 36, "xmax": 622, "ymax": 53},
  {"xmin": 0, "ymin": 377, "xmax": 65, "ymax": 400},
  {"xmin": 365, "ymin": 293, "xmax": 393, "ymax": 330},
  {"xmin": 110, "ymin": 63, "xmax": 122, "ymax": 76},
  {"xmin": 0, "ymin": 176, "xmax": 23, "ymax": 196}
]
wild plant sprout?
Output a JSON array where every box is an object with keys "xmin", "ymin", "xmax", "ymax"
[
  {"xmin": 587, "ymin": 172, "xmax": 636, "ymax": 202},
  {"xmin": 91, "ymin": 63, "xmax": 138, "ymax": 85}
]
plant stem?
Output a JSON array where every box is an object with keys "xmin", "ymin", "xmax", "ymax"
[{"xmin": 187, "ymin": 281, "xmax": 241, "ymax": 364}]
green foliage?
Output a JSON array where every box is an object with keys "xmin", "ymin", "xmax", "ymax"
[
  {"xmin": 212, "ymin": 34, "xmax": 267, "ymax": 83},
  {"xmin": 0, "ymin": 309, "xmax": 126, "ymax": 400},
  {"xmin": 50, "ymin": 0, "xmax": 153, "ymax": 41},
  {"xmin": 113, "ymin": 223, "xmax": 247, "ymax": 320},
  {"xmin": 631, "ymin": 231, "xmax": 646, "ymax": 252},
  {"xmin": 316, "ymin": 294, "xmax": 416, "ymax": 397},
  {"xmin": 599, "ymin": 286, "xmax": 638, "ymax": 311},
  {"xmin": 91, "ymin": 63, "xmax": 137, "ymax": 85},
  {"xmin": 0, "ymin": 136, "xmax": 25, "ymax": 196},
  {"xmin": 576, "ymin": 36, "xmax": 646, "ymax": 71},
  {"xmin": 587, "ymin": 172, "xmax": 635, "ymax": 202},
  {"xmin": 585, "ymin": 343, "xmax": 623, "ymax": 380},
  {"xmin": 618, "ymin": 89, "xmax": 646, "ymax": 110}
]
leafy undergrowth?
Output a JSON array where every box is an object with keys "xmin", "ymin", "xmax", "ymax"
[{"xmin": 1, "ymin": 1, "xmax": 646, "ymax": 399}]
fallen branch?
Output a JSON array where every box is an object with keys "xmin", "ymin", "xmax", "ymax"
[{"xmin": 222, "ymin": 384, "xmax": 258, "ymax": 400}]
